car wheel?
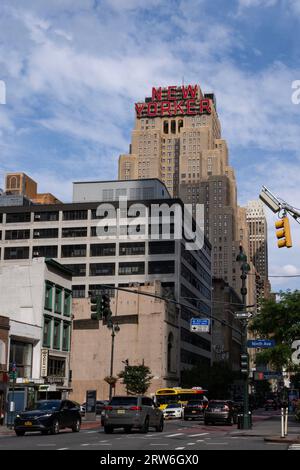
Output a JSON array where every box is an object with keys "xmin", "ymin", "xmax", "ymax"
[
  {"xmin": 184, "ymin": 417, "xmax": 188, "ymax": 421},
  {"xmin": 204, "ymin": 420, "xmax": 210, "ymax": 426},
  {"xmin": 227, "ymin": 417, "xmax": 233, "ymax": 426},
  {"xmin": 155, "ymin": 418, "xmax": 164, "ymax": 432},
  {"xmin": 141, "ymin": 417, "xmax": 149, "ymax": 433},
  {"xmin": 124, "ymin": 426, "xmax": 132, "ymax": 433},
  {"xmin": 41, "ymin": 430, "xmax": 49, "ymax": 435},
  {"xmin": 50, "ymin": 419, "xmax": 60, "ymax": 435},
  {"xmin": 72, "ymin": 419, "xmax": 81, "ymax": 433},
  {"xmin": 104, "ymin": 425, "xmax": 113, "ymax": 434},
  {"xmin": 15, "ymin": 430, "xmax": 25, "ymax": 437}
]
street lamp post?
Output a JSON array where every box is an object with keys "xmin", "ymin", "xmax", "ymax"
[
  {"xmin": 236, "ymin": 245, "xmax": 252, "ymax": 430},
  {"xmin": 107, "ymin": 319, "xmax": 120, "ymax": 401}
]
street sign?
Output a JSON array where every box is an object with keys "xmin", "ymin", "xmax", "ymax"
[
  {"xmin": 235, "ymin": 312, "xmax": 251, "ymax": 319},
  {"xmin": 190, "ymin": 318, "xmax": 210, "ymax": 333},
  {"xmin": 247, "ymin": 339, "xmax": 275, "ymax": 349}
]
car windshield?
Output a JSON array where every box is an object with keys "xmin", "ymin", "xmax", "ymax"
[
  {"xmin": 110, "ymin": 397, "xmax": 138, "ymax": 406},
  {"xmin": 31, "ymin": 400, "xmax": 61, "ymax": 411},
  {"xmin": 166, "ymin": 404, "xmax": 180, "ymax": 409},
  {"xmin": 187, "ymin": 401, "xmax": 203, "ymax": 406},
  {"xmin": 208, "ymin": 402, "xmax": 227, "ymax": 409}
]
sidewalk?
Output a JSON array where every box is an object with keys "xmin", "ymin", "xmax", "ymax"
[{"xmin": 230, "ymin": 415, "xmax": 300, "ymax": 444}]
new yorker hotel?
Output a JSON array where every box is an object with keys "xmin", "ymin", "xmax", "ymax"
[{"xmin": 0, "ymin": 177, "xmax": 212, "ymax": 368}]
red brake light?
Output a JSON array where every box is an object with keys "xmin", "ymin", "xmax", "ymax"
[
  {"xmin": 130, "ymin": 406, "xmax": 142, "ymax": 411},
  {"xmin": 104, "ymin": 406, "xmax": 113, "ymax": 411}
]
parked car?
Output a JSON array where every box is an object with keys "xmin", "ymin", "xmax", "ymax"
[
  {"xmin": 204, "ymin": 400, "xmax": 237, "ymax": 425},
  {"xmin": 183, "ymin": 400, "xmax": 207, "ymax": 421},
  {"xmin": 163, "ymin": 403, "xmax": 184, "ymax": 419},
  {"xmin": 14, "ymin": 400, "xmax": 81, "ymax": 436},
  {"xmin": 101, "ymin": 395, "xmax": 164, "ymax": 434},
  {"xmin": 80, "ymin": 400, "xmax": 108, "ymax": 416},
  {"xmin": 264, "ymin": 399, "xmax": 278, "ymax": 411}
]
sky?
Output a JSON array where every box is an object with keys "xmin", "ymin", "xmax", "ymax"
[{"xmin": 0, "ymin": 0, "xmax": 300, "ymax": 291}]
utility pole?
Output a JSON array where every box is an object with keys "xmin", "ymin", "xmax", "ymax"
[{"xmin": 236, "ymin": 245, "xmax": 252, "ymax": 430}]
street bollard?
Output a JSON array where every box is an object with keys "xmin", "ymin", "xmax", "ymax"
[
  {"xmin": 281, "ymin": 407, "xmax": 284, "ymax": 438},
  {"xmin": 284, "ymin": 408, "xmax": 288, "ymax": 436}
]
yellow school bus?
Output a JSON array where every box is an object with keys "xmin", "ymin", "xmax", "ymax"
[{"xmin": 155, "ymin": 387, "xmax": 208, "ymax": 410}]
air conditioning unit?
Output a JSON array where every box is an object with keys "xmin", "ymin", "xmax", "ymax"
[
  {"xmin": 33, "ymin": 251, "xmax": 40, "ymax": 256},
  {"xmin": 35, "ymin": 215, "xmax": 41, "ymax": 219},
  {"xmin": 34, "ymin": 232, "xmax": 40, "ymax": 237}
]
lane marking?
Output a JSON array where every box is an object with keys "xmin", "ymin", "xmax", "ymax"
[
  {"xmin": 150, "ymin": 443, "xmax": 169, "ymax": 446},
  {"xmin": 81, "ymin": 443, "xmax": 91, "ymax": 446},
  {"xmin": 37, "ymin": 444, "xmax": 56, "ymax": 446},
  {"xmin": 190, "ymin": 433, "xmax": 209, "ymax": 437},
  {"xmin": 187, "ymin": 443, "xmax": 196, "ymax": 446},
  {"xmin": 57, "ymin": 448, "xmax": 69, "ymax": 450},
  {"xmin": 175, "ymin": 447, "xmax": 185, "ymax": 450},
  {"xmin": 166, "ymin": 433, "xmax": 184, "ymax": 437},
  {"xmin": 86, "ymin": 431, "xmax": 98, "ymax": 434}
]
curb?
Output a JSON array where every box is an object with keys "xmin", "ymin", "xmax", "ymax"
[{"xmin": 264, "ymin": 436, "xmax": 300, "ymax": 444}]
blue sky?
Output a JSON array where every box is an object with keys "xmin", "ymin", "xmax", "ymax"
[{"xmin": 0, "ymin": 0, "xmax": 300, "ymax": 291}]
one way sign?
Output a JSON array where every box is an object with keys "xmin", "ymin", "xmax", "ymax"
[{"xmin": 190, "ymin": 318, "xmax": 210, "ymax": 333}]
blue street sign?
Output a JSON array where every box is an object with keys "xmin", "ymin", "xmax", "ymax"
[
  {"xmin": 190, "ymin": 318, "xmax": 210, "ymax": 333},
  {"xmin": 247, "ymin": 339, "xmax": 275, "ymax": 349}
]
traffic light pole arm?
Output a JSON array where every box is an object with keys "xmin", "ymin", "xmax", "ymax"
[
  {"xmin": 98, "ymin": 284, "xmax": 248, "ymax": 336},
  {"xmin": 260, "ymin": 186, "xmax": 300, "ymax": 220}
]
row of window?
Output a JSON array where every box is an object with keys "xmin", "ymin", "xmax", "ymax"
[
  {"xmin": 67, "ymin": 260, "xmax": 175, "ymax": 277},
  {"xmin": 45, "ymin": 282, "xmax": 72, "ymax": 316},
  {"xmin": 1, "ymin": 241, "xmax": 176, "ymax": 260},
  {"xmin": 43, "ymin": 316, "xmax": 71, "ymax": 351}
]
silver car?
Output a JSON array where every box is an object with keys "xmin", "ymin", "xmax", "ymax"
[{"xmin": 101, "ymin": 396, "xmax": 164, "ymax": 434}]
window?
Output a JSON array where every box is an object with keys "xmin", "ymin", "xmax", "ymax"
[
  {"xmin": 43, "ymin": 317, "xmax": 52, "ymax": 347},
  {"xmin": 55, "ymin": 288, "xmax": 62, "ymax": 313},
  {"xmin": 62, "ymin": 322, "xmax": 71, "ymax": 351},
  {"xmin": 5, "ymin": 230, "xmax": 30, "ymax": 240},
  {"xmin": 63, "ymin": 210, "xmax": 87, "ymax": 221},
  {"xmin": 64, "ymin": 291, "xmax": 72, "ymax": 316},
  {"xmin": 90, "ymin": 263, "xmax": 115, "ymax": 276},
  {"xmin": 90, "ymin": 244, "xmax": 116, "ymax": 257},
  {"xmin": 149, "ymin": 241, "xmax": 175, "ymax": 254},
  {"xmin": 61, "ymin": 245, "xmax": 86, "ymax": 258},
  {"xmin": 149, "ymin": 260, "xmax": 175, "ymax": 274},
  {"xmin": 33, "ymin": 246, "xmax": 58, "ymax": 258},
  {"xmin": 119, "ymin": 243, "xmax": 145, "ymax": 256},
  {"xmin": 48, "ymin": 357, "xmax": 65, "ymax": 377},
  {"xmin": 53, "ymin": 321, "xmax": 61, "ymax": 349},
  {"xmin": 6, "ymin": 212, "xmax": 31, "ymax": 223},
  {"xmin": 62, "ymin": 227, "xmax": 87, "ymax": 238},
  {"xmin": 72, "ymin": 285, "xmax": 85, "ymax": 298},
  {"xmin": 4, "ymin": 247, "xmax": 29, "ymax": 260},
  {"xmin": 34, "ymin": 211, "xmax": 59, "ymax": 222},
  {"xmin": 9, "ymin": 340, "xmax": 33, "ymax": 378},
  {"xmin": 119, "ymin": 262, "xmax": 145, "ymax": 275},
  {"xmin": 45, "ymin": 283, "xmax": 53, "ymax": 310},
  {"xmin": 65, "ymin": 264, "xmax": 86, "ymax": 277},
  {"xmin": 33, "ymin": 228, "xmax": 58, "ymax": 239}
]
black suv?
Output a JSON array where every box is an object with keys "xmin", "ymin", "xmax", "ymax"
[
  {"xmin": 14, "ymin": 400, "xmax": 81, "ymax": 436},
  {"xmin": 184, "ymin": 400, "xmax": 207, "ymax": 421}
]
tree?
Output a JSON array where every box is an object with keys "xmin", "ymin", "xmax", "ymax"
[
  {"xmin": 118, "ymin": 364, "xmax": 153, "ymax": 395},
  {"xmin": 249, "ymin": 290, "xmax": 300, "ymax": 371}
]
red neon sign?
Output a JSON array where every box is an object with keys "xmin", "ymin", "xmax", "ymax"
[{"xmin": 136, "ymin": 85, "xmax": 212, "ymax": 118}]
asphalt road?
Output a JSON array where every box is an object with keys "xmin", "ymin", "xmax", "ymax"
[{"xmin": 0, "ymin": 416, "xmax": 291, "ymax": 451}]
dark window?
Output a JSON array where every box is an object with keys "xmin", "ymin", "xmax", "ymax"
[
  {"xmin": 62, "ymin": 227, "xmax": 87, "ymax": 238},
  {"xmin": 72, "ymin": 285, "xmax": 85, "ymax": 298},
  {"xmin": 119, "ymin": 243, "xmax": 145, "ymax": 256},
  {"xmin": 65, "ymin": 264, "xmax": 86, "ymax": 277},
  {"xmin": 89, "ymin": 284, "xmax": 115, "ymax": 298},
  {"xmin": 119, "ymin": 262, "xmax": 145, "ymax": 275},
  {"xmin": 43, "ymin": 317, "xmax": 52, "ymax": 347},
  {"xmin": 62, "ymin": 323, "xmax": 71, "ymax": 351},
  {"xmin": 110, "ymin": 397, "xmax": 137, "ymax": 406},
  {"xmin": 91, "ymin": 209, "xmax": 115, "ymax": 219},
  {"xmin": 63, "ymin": 210, "xmax": 87, "ymax": 221},
  {"xmin": 4, "ymin": 247, "xmax": 29, "ymax": 260},
  {"xmin": 5, "ymin": 230, "xmax": 30, "ymax": 240},
  {"xmin": 90, "ymin": 244, "xmax": 116, "ymax": 257},
  {"xmin": 33, "ymin": 228, "xmax": 58, "ymax": 239},
  {"xmin": 33, "ymin": 246, "xmax": 58, "ymax": 258},
  {"xmin": 34, "ymin": 212, "xmax": 59, "ymax": 222},
  {"xmin": 149, "ymin": 241, "xmax": 175, "ymax": 254},
  {"xmin": 47, "ymin": 357, "xmax": 65, "ymax": 377},
  {"xmin": 61, "ymin": 244, "xmax": 86, "ymax": 258},
  {"xmin": 149, "ymin": 260, "xmax": 175, "ymax": 275},
  {"xmin": 6, "ymin": 213, "xmax": 31, "ymax": 223},
  {"xmin": 9, "ymin": 340, "xmax": 32, "ymax": 378},
  {"xmin": 90, "ymin": 263, "xmax": 115, "ymax": 276},
  {"xmin": 53, "ymin": 321, "xmax": 61, "ymax": 349}
]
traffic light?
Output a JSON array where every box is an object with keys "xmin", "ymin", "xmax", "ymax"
[
  {"xmin": 101, "ymin": 293, "xmax": 112, "ymax": 321},
  {"xmin": 240, "ymin": 353, "xmax": 249, "ymax": 374},
  {"xmin": 90, "ymin": 294, "xmax": 102, "ymax": 320},
  {"xmin": 275, "ymin": 216, "xmax": 292, "ymax": 248}
]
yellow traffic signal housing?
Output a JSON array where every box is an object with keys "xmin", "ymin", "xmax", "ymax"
[{"xmin": 275, "ymin": 216, "xmax": 292, "ymax": 248}]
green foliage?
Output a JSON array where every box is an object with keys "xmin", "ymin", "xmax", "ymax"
[
  {"xmin": 118, "ymin": 364, "xmax": 153, "ymax": 395},
  {"xmin": 249, "ymin": 290, "xmax": 300, "ymax": 371},
  {"xmin": 181, "ymin": 361, "xmax": 237, "ymax": 399}
]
